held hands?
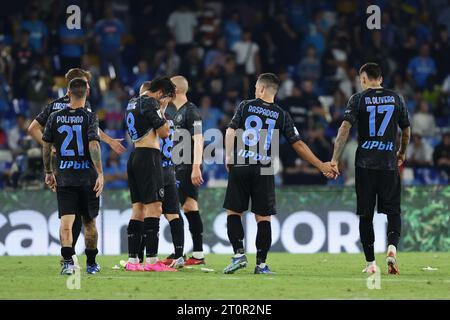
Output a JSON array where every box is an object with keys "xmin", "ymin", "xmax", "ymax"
[
  {"xmin": 94, "ymin": 173, "xmax": 104, "ymax": 198},
  {"xmin": 319, "ymin": 161, "xmax": 340, "ymax": 180},
  {"xmin": 109, "ymin": 138, "xmax": 126, "ymax": 154},
  {"xmin": 191, "ymin": 165, "xmax": 204, "ymax": 187}
]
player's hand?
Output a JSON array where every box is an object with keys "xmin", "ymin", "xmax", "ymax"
[
  {"xmin": 396, "ymin": 151, "xmax": 406, "ymax": 167},
  {"xmin": 319, "ymin": 162, "xmax": 339, "ymax": 179},
  {"xmin": 225, "ymin": 155, "xmax": 233, "ymax": 172},
  {"xmin": 330, "ymin": 160, "xmax": 340, "ymax": 175},
  {"xmin": 109, "ymin": 138, "xmax": 126, "ymax": 154},
  {"xmin": 191, "ymin": 165, "xmax": 204, "ymax": 187},
  {"xmin": 45, "ymin": 173, "xmax": 57, "ymax": 190},
  {"xmin": 94, "ymin": 173, "xmax": 104, "ymax": 198}
]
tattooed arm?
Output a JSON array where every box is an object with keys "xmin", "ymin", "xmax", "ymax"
[
  {"xmin": 43, "ymin": 142, "xmax": 56, "ymax": 189},
  {"xmin": 89, "ymin": 140, "xmax": 104, "ymax": 197},
  {"xmin": 397, "ymin": 126, "xmax": 411, "ymax": 166},
  {"xmin": 332, "ymin": 121, "xmax": 352, "ymax": 164}
]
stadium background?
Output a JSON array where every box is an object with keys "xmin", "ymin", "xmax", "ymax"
[{"xmin": 0, "ymin": 0, "xmax": 449, "ymax": 255}]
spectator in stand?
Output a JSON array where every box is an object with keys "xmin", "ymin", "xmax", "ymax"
[
  {"xmin": 223, "ymin": 11, "xmax": 242, "ymax": 50},
  {"xmin": 132, "ymin": 60, "xmax": 152, "ymax": 94},
  {"xmin": 8, "ymin": 114, "xmax": 28, "ymax": 153},
  {"xmin": 94, "ymin": 7, "xmax": 126, "ymax": 78},
  {"xmin": 393, "ymin": 73, "xmax": 414, "ymax": 102},
  {"xmin": 102, "ymin": 79, "xmax": 127, "ymax": 131},
  {"xmin": 22, "ymin": 57, "xmax": 53, "ymax": 118},
  {"xmin": 433, "ymin": 25, "xmax": 450, "ymax": 82},
  {"xmin": 59, "ymin": 19, "xmax": 85, "ymax": 72},
  {"xmin": 277, "ymin": 69, "xmax": 294, "ymax": 101},
  {"xmin": 433, "ymin": 133, "xmax": 450, "ymax": 177},
  {"xmin": 298, "ymin": 46, "xmax": 321, "ymax": 84},
  {"xmin": 20, "ymin": 5, "xmax": 48, "ymax": 54},
  {"xmin": 199, "ymin": 95, "xmax": 223, "ymax": 132},
  {"xmin": 11, "ymin": 30, "xmax": 34, "ymax": 99},
  {"xmin": 232, "ymin": 30, "xmax": 261, "ymax": 84},
  {"xmin": 411, "ymin": 100, "xmax": 437, "ymax": 137},
  {"xmin": 153, "ymin": 39, "xmax": 181, "ymax": 77},
  {"xmin": 198, "ymin": 3, "xmax": 220, "ymax": 49},
  {"xmin": 104, "ymin": 151, "xmax": 127, "ymax": 189},
  {"xmin": 406, "ymin": 134, "xmax": 434, "ymax": 167},
  {"xmin": 204, "ymin": 37, "xmax": 227, "ymax": 76},
  {"xmin": 222, "ymin": 56, "xmax": 245, "ymax": 99},
  {"xmin": 281, "ymin": 86, "xmax": 310, "ymax": 131},
  {"xmin": 407, "ymin": 43, "xmax": 437, "ymax": 89},
  {"xmin": 167, "ymin": 4, "xmax": 198, "ymax": 58}
]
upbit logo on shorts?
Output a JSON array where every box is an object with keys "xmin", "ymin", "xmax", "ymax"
[
  {"xmin": 60, "ymin": 160, "xmax": 90, "ymax": 170},
  {"xmin": 361, "ymin": 140, "xmax": 394, "ymax": 151}
]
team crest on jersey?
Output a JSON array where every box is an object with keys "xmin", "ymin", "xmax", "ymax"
[
  {"xmin": 176, "ymin": 114, "xmax": 183, "ymax": 123},
  {"xmin": 159, "ymin": 188, "xmax": 165, "ymax": 198}
]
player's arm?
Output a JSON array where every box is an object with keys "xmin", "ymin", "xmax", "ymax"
[
  {"xmin": 331, "ymin": 93, "xmax": 359, "ymax": 173},
  {"xmin": 88, "ymin": 114, "xmax": 104, "ymax": 197},
  {"xmin": 188, "ymin": 108, "xmax": 204, "ymax": 186},
  {"xmin": 224, "ymin": 101, "xmax": 245, "ymax": 171},
  {"xmin": 143, "ymin": 97, "xmax": 170, "ymax": 139},
  {"xmin": 41, "ymin": 115, "xmax": 56, "ymax": 190},
  {"xmin": 397, "ymin": 95, "xmax": 411, "ymax": 166},
  {"xmin": 331, "ymin": 120, "xmax": 353, "ymax": 172},
  {"xmin": 98, "ymin": 128, "xmax": 126, "ymax": 154},
  {"xmin": 397, "ymin": 126, "xmax": 411, "ymax": 166},
  {"xmin": 225, "ymin": 127, "xmax": 235, "ymax": 171},
  {"xmin": 27, "ymin": 119, "xmax": 44, "ymax": 146},
  {"xmin": 291, "ymin": 140, "xmax": 336, "ymax": 178},
  {"xmin": 282, "ymin": 111, "xmax": 337, "ymax": 178}
]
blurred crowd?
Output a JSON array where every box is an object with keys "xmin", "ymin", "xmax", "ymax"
[{"xmin": 0, "ymin": 0, "xmax": 450, "ymax": 190}]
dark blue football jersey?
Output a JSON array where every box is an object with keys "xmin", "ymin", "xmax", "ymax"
[
  {"xmin": 42, "ymin": 107, "xmax": 100, "ymax": 186},
  {"xmin": 228, "ymin": 98, "xmax": 302, "ymax": 166},
  {"xmin": 125, "ymin": 96, "xmax": 166, "ymax": 142},
  {"xmin": 343, "ymin": 88, "xmax": 410, "ymax": 170}
]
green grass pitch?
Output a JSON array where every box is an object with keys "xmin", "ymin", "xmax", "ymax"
[{"xmin": 0, "ymin": 253, "xmax": 449, "ymax": 300}]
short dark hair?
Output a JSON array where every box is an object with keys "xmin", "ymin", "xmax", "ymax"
[
  {"xmin": 257, "ymin": 73, "xmax": 280, "ymax": 91},
  {"xmin": 145, "ymin": 77, "xmax": 176, "ymax": 98},
  {"xmin": 65, "ymin": 68, "xmax": 92, "ymax": 82},
  {"xmin": 68, "ymin": 78, "xmax": 88, "ymax": 99},
  {"xmin": 359, "ymin": 63, "xmax": 382, "ymax": 80}
]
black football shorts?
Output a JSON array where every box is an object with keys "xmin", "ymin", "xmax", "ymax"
[
  {"xmin": 355, "ymin": 166, "xmax": 401, "ymax": 216},
  {"xmin": 223, "ymin": 165, "xmax": 276, "ymax": 216},
  {"xmin": 163, "ymin": 183, "xmax": 180, "ymax": 215},
  {"xmin": 56, "ymin": 185, "xmax": 99, "ymax": 219},
  {"xmin": 175, "ymin": 166, "xmax": 199, "ymax": 205},
  {"xmin": 128, "ymin": 148, "xmax": 164, "ymax": 204}
]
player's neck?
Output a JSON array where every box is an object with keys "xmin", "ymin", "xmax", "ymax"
[
  {"xmin": 364, "ymin": 83, "xmax": 383, "ymax": 90},
  {"xmin": 69, "ymin": 99, "xmax": 85, "ymax": 109},
  {"xmin": 258, "ymin": 95, "xmax": 275, "ymax": 104},
  {"xmin": 173, "ymin": 96, "xmax": 188, "ymax": 109}
]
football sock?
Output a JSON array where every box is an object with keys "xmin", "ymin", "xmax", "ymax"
[
  {"xmin": 143, "ymin": 217, "xmax": 160, "ymax": 258},
  {"xmin": 169, "ymin": 218, "xmax": 185, "ymax": 258},
  {"xmin": 256, "ymin": 221, "xmax": 271, "ymax": 265},
  {"xmin": 127, "ymin": 219, "xmax": 143, "ymax": 259},
  {"xmin": 387, "ymin": 214, "xmax": 401, "ymax": 248},
  {"xmin": 146, "ymin": 257, "xmax": 158, "ymax": 264},
  {"xmin": 85, "ymin": 248, "xmax": 98, "ymax": 265},
  {"xmin": 192, "ymin": 251, "xmax": 204, "ymax": 259},
  {"xmin": 185, "ymin": 211, "xmax": 203, "ymax": 252},
  {"xmin": 72, "ymin": 215, "xmax": 82, "ymax": 250},
  {"xmin": 138, "ymin": 232, "xmax": 146, "ymax": 263},
  {"xmin": 359, "ymin": 215, "xmax": 375, "ymax": 262},
  {"xmin": 61, "ymin": 247, "xmax": 75, "ymax": 263},
  {"xmin": 227, "ymin": 215, "xmax": 245, "ymax": 255}
]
